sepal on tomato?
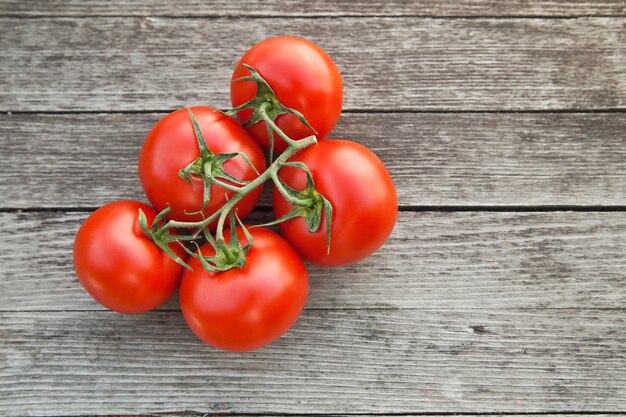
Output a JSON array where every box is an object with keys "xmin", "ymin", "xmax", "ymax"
[
  {"xmin": 223, "ymin": 64, "xmax": 317, "ymax": 161},
  {"xmin": 180, "ymin": 211, "xmax": 254, "ymax": 272},
  {"xmin": 179, "ymin": 108, "xmax": 259, "ymax": 215},
  {"xmin": 261, "ymin": 162, "xmax": 333, "ymax": 254},
  {"xmin": 137, "ymin": 207, "xmax": 195, "ymax": 270}
]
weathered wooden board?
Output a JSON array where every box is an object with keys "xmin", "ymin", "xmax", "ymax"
[
  {"xmin": 2, "ymin": 112, "xmax": 625, "ymax": 208},
  {"xmin": 1, "ymin": 308, "xmax": 624, "ymax": 415},
  {"xmin": 1, "ymin": 3, "xmax": 625, "ymax": 416},
  {"xmin": 2, "ymin": 211, "xmax": 625, "ymax": 311},
  {"xmin": 1, "ymin": 0, "xmax": 624, "ymax": 17},
  {"xmin": 1, "ymin": 17, "xmax": 624, "ymax": 111}
]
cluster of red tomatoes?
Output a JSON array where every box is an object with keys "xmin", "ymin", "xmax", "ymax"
[{"xmin": 73, "ymin": 37, "xmax": 398, "ymax": 352}]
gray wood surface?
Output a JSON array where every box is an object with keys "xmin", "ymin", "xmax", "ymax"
[
  {"xmin": 1, "ymin": 309, "xmax": 624, "ymax": 415},
  {"xmin": 2, "ymin": 112, "xmax": 625, "ymax": 208},
  {"xmin": 2, "ymin": 211, "xmax": 625, "ymax": 311},
  {"xmin": 1, "ymin": 17, "xmax": 625, "ymax": 111},
  {"xmin": 1, "ymin": 3, "xmax": 625, "ymax": 416},
  {"xmin": 1, "ymin": 0, "xmax": 624, "ymax": 17}
]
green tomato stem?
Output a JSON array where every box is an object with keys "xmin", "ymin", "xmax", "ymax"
[
  {"xmin": 270, "ymin": 168, "xmax": 310, "ymax": 206},
  {"xmin": 260, "ymin": 109, "xmax": 299, "ymax": 147},
  {"xmin": 211, "ymin": 177, "xmax": 245, "ymax": 193},
  {"xmin": 145, "ymin": 64, "xmax": 331, "ymax": 273},
  {"xmin": 162, "ymin": 134, "xmax": 317, "ymax": 235}
]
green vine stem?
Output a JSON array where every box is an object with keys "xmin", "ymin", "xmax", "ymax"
[
  {"xmin": 140, "ymin": 64, "xmax": 332, "ymax": 272},
  {"xmin": 161, "ymin": 133, "xmax": 317, "ymax": 235}
]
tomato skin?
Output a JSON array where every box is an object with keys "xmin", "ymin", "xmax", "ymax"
[
  {"xmin": 138, "ymin": 106, "xmax": 266, "ymax": 224},
  {"xmin": 73, "ymin": 201, "xmax": 186, "ymax": 314},
  {"xmin": 273, "ymin": 140, "xmax": 398, "ymax": 266},
  {"xmin": 231, "ymin": 36, "xmax": 343, "ymax": 152},
  {"xmin": 180, "ymin": 227, "xmax": 308, "ymax": 352}
]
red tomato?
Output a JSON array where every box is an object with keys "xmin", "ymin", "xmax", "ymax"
[
  {"xmin": 274, "ymin": 140, "xmax": 397, "ymax": 266},
  {"xmin": 139, "ymin": 106, "xmax": 266, "ymax": 224},
  {"xmin": 231, "ymin": 36, "xmax": 343, "ymax": 152},
  {"xmin": 180, "ymin": 227, "xmax": 308, "ymax": 351},
  {"xmin": 73, "ymin": 201, "xmax": 186, "ymax": 314}
]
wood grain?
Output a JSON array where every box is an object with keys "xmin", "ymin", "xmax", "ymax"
[
  {"xmin": 2, "ymin": 112, "xmax": 625, "ymax": 208},
  {"xmin": 1, "ymin": 309, "xmax": 624, "ymax": 415},
  {"xmin": 1, "ymin": 17, "xmax": 624, "ymax": 111},
  {"xmin": 1, "ymin": 0, "xmax": 624, "ymax": 17},
  {"xmin": 1, "ymin": 5, "xmax": 625, "ymax": 416},
  {"xmin": 2, "ymin": 211, "xmax": 625, "ymax": 311}
]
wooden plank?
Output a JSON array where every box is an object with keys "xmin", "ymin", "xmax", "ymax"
[
  {"xmin": 2, "ymin": 211, "xmax": 625, "ymax": 311},
  {"xmin": 2, "ymin": 112, "xmax": 625, "ymax": 208},
  {"xmin": 1, "ymin": 17, "xmax": 624, "ymax": 111},
  {"xmin": 1, "ymin": 0, "xmax": 624, "ymax": 17},
  {"xmin": 1, "ymin": 308, "xmax": 624, "ymax": 414}
]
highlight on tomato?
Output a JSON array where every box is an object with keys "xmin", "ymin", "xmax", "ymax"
[
  {"xmin": 73, "ymin": 200, "xmax": 188, "ymax": 314},
  {"xmin": 272, "ymin": 139, "xmax": 398, "ymax": 267},
  {"xmin": 230, "ymin": 36, "xmax": 343, "ymax": 153},
  {"xmin": 180, "ymin": 226, "xmax": 308, "ymax": 352},
  {"xmin": 138, "ymin": 106, "xmax": 266, "ymax": 225}
]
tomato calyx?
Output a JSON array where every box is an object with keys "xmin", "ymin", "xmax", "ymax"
[
  {"xmin": 179, "ymin": 108, "xmax": 259, "ymax": 214},
  {"xmin": 137, "ymin": 207, "xmax": 195, "ymax": 270},
  {"xmin": 224, "ymin": 64, "xmax": 317, "ymax": 161},
  {"xmin": 263, "ymin": 161, "xmax": 333, "ymax": 254},
  {"xmin": 181, "ymin": 211, "xmax": 254, "ymax": 272}
]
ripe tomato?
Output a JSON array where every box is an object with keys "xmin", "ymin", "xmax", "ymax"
[
  {"xmin": 139, "ymin": 106, "xmax": 266, "ymax": 224},
  {"xmin": 274, "ymin": 140, "xmax": 397, "ymax": 266},
  {"xmin": 231, "ymin": 36, "xmax": 343, "ymax": 152},
  {"xmin": 73, "ymin": 200, "xmax": 186, "ymax": 314},
  {"xmin": 180, "ymin": 227, "xmax": 308, "ymax": 351}
]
